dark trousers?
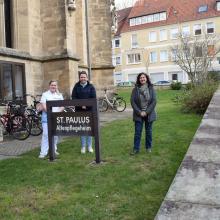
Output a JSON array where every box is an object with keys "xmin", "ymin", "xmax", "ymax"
[{"xmin": 134, "ymin": 120, "xmax": 153, "ymax": 151}]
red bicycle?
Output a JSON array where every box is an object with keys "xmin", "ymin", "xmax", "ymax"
[{"xmin": 0, "ymin": 102, "xmax": 31, "ymax": 140}]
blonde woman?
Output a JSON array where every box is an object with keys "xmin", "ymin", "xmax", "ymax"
[{"xmin": 39, "ymin": 80, "xmax": 64, "ymax": 159}]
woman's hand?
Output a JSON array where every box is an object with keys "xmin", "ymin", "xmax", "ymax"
[
  {"xmin": 140, "ymin": 111, "xmax": 147, "ymax": 117},
  {"xmin": 60, "ymin": 107, "xmax": 65, "ymax": 112}
]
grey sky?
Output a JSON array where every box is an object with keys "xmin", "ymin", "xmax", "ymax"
[{"xmin": 115, "ymin": 0, "xmax": 136, "ymax": 9}]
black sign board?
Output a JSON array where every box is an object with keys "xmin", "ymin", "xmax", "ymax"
[
  {"xmin": 53, "ymin": 112, "xmax": 94, "ymax": 136},
  {"xmin": 46, "ymin": 99, "xmax": 101, "ymax": 163}
]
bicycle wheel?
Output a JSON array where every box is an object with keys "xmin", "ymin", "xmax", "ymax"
[
  {"xmin": 115, "ymin": 97, "xmax": 126, "ymax": 112},
  {"xmin": 10, "ymin": 115, "xmax": 31, "ymax": 140},
  {"xmin": 98, "ymin": 99, "xmax": 108, "ymax": 112},
  {"xmin": 29, "ymin": 114, "xmax": 42, "ymax": 136},
  {"xmin": 25, "ymin": 109, "xmax": 42, "ymax": 136}
]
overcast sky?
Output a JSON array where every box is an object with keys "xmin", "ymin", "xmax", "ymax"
[{"xmin": 115, "ymin": 0, "xmax": 136, "ymax": 9}]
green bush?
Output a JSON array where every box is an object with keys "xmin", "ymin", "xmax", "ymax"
[
  {"xmin": 184, "ymin": 82, "xmax": 194, "ymax": 90},
  {"xmin": 208, "ymin": 71, "xmax": 220, "ymax": 81},
  {"xmin": 180, "ymin": 82, "xmax": 218, "ymax": 114},
  {"xmin": 170, "ymin": 82, "xmax": 182, "ymax": 90}
]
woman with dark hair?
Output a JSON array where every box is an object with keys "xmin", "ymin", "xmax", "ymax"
[
  {"xmin": 71, "ymin": 71, "xmax": 96, "ymax": 154},
  {"xmin": 130, "ymin": 72, "xmax": 157, "ymax": 155}
]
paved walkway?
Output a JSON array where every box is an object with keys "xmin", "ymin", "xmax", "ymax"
[
  {"xmin": 155, "ymin": 87, "xmax": 220, "ymax": 220},
  {"xmin": 0, "ymin": 108, "xmax": 132, "ymax": 160}
]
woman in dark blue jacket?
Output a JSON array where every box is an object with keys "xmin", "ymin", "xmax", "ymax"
[
  {"xmin": 130, "ymin": 72, "xmax": 157, "ymax": 155},
  {"xmin": 71, "ymin": 71, "xmax": 96, "ymax": 154},
  {"xmin": 71, "ymin": 72, "xmax": 96, "ymax": 110}
]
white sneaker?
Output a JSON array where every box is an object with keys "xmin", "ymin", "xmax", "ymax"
[
  {"xmin": 88, "ymin": 146, "xmax": 93, "ymax": 153},
  {"xmin": 38, "ymin": 154, "xmax": 46, "ymax": 159},
  {"xmin": 81, "ymin": 147, "xmax": 86, "ymax": 154},
  {"xmin": 55, "ymin": 151, "xmax": 60, "ymax": 156},
  {"xmin": 147, "ymin": 148, "xmax": 152, "ymax": 153}
]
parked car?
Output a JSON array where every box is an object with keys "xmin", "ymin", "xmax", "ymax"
[
  {"xmin": 117, "ymin": 81, "xmax": 135, "ymax": 87},
  {"xmin": 153, "ymin": 80, "xmax": 171, "ymax": 86}
]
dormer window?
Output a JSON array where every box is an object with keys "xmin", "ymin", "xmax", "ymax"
[
  {"xmin": 217, "ymin": 1, "xmax": 220, "ymax": 11},
  {"xmin": 160, "ymin": 12, "xmax": 166, "ymax": 21},
  {"xmin": 129, "ymin": 11, "xmax": 167, "ymax": 27},
  {"xmin": 153, "ymin": 13, "xmax": 160, "ymax": 22},
  {"xmin": 198, "ymin": 5, "xmax": 208, "ymax": 13},
  {"xmin": 129, "ymin": 18, "xmax": 136, "ymax": 26}
]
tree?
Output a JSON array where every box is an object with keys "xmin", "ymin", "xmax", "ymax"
[{"xmin": 171, "ymin": 33, "xmax": 220, "ymax": 85}]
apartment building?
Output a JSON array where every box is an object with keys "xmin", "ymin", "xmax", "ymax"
[{"xmin": 112, "ymin": 0, "xmax": 220, "ymax": 84}]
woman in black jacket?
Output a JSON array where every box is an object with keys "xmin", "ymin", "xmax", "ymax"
[
  {"xmin": 130, "ymin": 72, "xmax": 157, "ymax": 155},
  {"xmin": 71, "ymin": 71, "xmax": 96, "ymax": 154}
]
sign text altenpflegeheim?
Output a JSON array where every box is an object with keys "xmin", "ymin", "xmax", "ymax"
[{"xmin": 52, "ymin": 112, "xmax": 94, "ymax": 136}]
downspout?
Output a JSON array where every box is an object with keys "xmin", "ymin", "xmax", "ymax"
[{"xmin": 85, "ymin": 0, "xmax": 92, "ymax": 80}]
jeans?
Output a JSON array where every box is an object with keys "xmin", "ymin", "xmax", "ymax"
[
  {"xmin": 81, "ymin": 136, "xmax": 92, "ymax": 148},
  {"xmin": 134, "ymin": 120, "xmax": 153, "ymax": 151}
]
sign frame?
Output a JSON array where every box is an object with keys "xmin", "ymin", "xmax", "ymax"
[{"xmin": 46, "ymin": 99, "xmax": 101, "ymax": 163}]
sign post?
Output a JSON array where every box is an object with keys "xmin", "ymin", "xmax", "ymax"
[{"xmin": 47, "ymin": 99, "xmax": 101, "ymax": 163}]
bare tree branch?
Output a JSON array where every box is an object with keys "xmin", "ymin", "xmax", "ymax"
[{"xmin": 171, "ymin": 33, "xmax": 220, "ymax": 85}]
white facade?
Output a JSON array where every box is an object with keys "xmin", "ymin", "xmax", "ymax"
[
  {"xmin": 114, "ymin": 64, "xmax": 189, "ymax": 84},
  {"xmin": 112, "ymin": 19, "xmax": 220, "ymax": 85}
]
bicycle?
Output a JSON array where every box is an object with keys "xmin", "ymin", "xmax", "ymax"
[
  {"xmin": 0, "ymin": 101, "xmax": 31, "ymax": 140},
  {"xmin": 15, "ymin": 94, "xmax": 42, "ymax": 136},
  {"xmin": 24, "ymin": 94, "xmax": 42, "ymax": 136},
  {"xmin": 98, "ymin": 89, "xmax": 126, "ymax": 112}
]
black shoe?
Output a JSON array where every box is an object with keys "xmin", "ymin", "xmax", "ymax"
[{"xmin": 130, "ymin": 150, "xmax": 139, "ymax": 155}]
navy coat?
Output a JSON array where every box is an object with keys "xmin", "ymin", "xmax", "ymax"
[{"xmin": 71, "ymin": 81, "xmax": 96, "ymax": 111}]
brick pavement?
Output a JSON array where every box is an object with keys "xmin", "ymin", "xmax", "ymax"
[{"xmin": 0, "ymin": 108, "xmax": 132, "ymax": 160}]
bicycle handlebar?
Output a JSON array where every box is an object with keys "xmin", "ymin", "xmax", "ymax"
[
  {"xmin": 1, "ymin": 101, "xmax": 17, "ymax": 107},
  {"xmin": 25, "ymin": 94, "xmax": 36, "ymax": 100},
  {"xmin": 25, "ymin": 94, "xmax": 41, "ymax": 101}
]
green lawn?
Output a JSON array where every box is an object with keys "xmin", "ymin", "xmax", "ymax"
[
  {"xmin": 0, "ymin": 89, "xmax": 202, "ymax": 220},
  {"xmin": 116, "ymin": 87, "xmax": 132, "ymax": 106}
]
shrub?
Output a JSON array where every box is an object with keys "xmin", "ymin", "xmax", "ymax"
[
  {"xmin": 170, "ymin": 82, "xmax": 182, "ymax": 90},
  {"xmin": 180, "ymin": 81, "xmax": 218, "ymax": 114},
  {"xmin": 184, "ymin": 82, "xmax": 194, "ymax": 90},
  {"xmin": 208, "ymin": 71, "xmax": 220, "ymax": 82}
]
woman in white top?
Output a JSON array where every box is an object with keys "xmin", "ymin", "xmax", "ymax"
[{"xmin": 39, "ymin": 80, "xmax": 64, "ymax": 159}]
